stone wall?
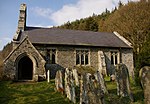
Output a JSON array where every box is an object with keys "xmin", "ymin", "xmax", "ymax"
[
  {"xmin": 4, "ymin": 40, "xmax": 134, "ymax": 81},
  {"xmin": 90, "ymin": 49, "xmax": 99, "ymax": 69},
  {"xmin": 3, "ymin": 37, "xmax": 46, "ymax": 81},
  {"xmin": 121, "ymin": 49, "xmax": 134, "ymax": 77},
  {"xmin": 57, "ymin": 47, "xmax": 75, "ymax": 68},
  {"xmin": 35, "ymin": 45, "xmax": 134, "ymax": 77}
]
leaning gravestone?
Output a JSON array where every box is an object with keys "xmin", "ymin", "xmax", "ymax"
[
  {"xmin": 55, "ymin": 70, "xmax": 64, "ymax": 94},
  {"xmin": 94, "ymin": 71, "xmax": 108, "ymax": 94},
  {"xmin": 115, "ymin": 63, "xmax": 134, "ymax": 101},
  {"xmin": 139, "ymin": 66, "xmax": 150, "ymax": 104}
]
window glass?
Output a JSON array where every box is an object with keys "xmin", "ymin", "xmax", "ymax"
[
  {"xmin": 46, "ymin": 49, "xmax": 56, "ymax": 64},
  {"xmin": 111, "ymin": 51, "xmax": 118, "ymax": 65},
  {"xmin": 111, "ymin": 52, "xmax": 114, "ymax": 65},
  {"xmin": 76, "ymin": 54, "xmax": 80, "ymax": 65},
  {"xmin": 81, "ymin": 54, "xmax": 84, "ymax": 65},
  {"xmin": 85, "ymin": 54, "xmax": 89, "ymax": 65},
  {"xmin": 115, "ymin": 52, "xmax": 118, "ymax": 65},
  {"xmin": 76, "ymin": 50, "xmax": 89, "ymax": 65}
]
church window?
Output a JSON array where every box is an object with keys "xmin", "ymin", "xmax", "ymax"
[
  {"xmin": 76, "ymin": 50, "xmax": 89, "ymax": 65},
  {"xmin": 111, "ymin": 51, "xmax": 119, "ymax": 65},
  {"xmin": 46, "ymin": 49, "xmax": 56, "ymax": 64}
]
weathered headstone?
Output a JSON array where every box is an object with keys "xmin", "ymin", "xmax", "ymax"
[
  {"xmin": 69, "ymin": 70, "xmax": 76, "ymax": 103},
  {"xmin": 64, "ymin": 68, "xmax": 76, "ymax": 103},
  {"xmin": 73, "ymin": 69, "xmax": 79, "ymax": 86},
  {"xmin": 80, "ymin": 73, "xmax": 105, "ymax": 104},
  {"xmin": 139, "ymin": 66, "xmax": 150, "ymax": 104},
  {"xmin": 79, "ymin": 75, "xmax": 84, "ymax": 104},
  {"xmin": 94, "ymin": 71, "xmax": 108, "ymax": 94},
  {"xmin": 115, "ymin": 63, "xmax": 134, "ymax": 101},
  {"xmin": 80, "ymin": 73, "xmax": 91, "ymax": 104},
  {"xmin": 88, "ymin": 75, "xmax": 104, "ymax": 104},
  {"xmin": 55, "ymin": 70, "xmax": 64, "ymax": 94},
  {"xmin": 65, "ymin": 68, "xmax": 71, "ymax": 99}
]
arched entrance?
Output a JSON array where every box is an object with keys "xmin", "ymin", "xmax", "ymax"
[{"xmin": 18, "ymin": 56, "xmax": 33, "ymax": 80}]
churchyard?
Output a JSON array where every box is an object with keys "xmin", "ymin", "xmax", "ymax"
[{"xmin": 0, "ymin": 76, "xmax": 144, "ymax": 104}]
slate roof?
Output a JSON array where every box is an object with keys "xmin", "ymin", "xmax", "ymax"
[{"xmin": 20, "ymin": 27, "xmax": 131, "ymax": 48}]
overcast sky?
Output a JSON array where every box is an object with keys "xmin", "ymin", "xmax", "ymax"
[{"xmin": 0, "ymin": 0, "xmax": 140, "ymax": 50}]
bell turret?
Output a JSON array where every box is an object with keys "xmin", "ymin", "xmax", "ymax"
[{"xmin": 18, "ymin": 3, "xmax": 26, "ymax": 31}]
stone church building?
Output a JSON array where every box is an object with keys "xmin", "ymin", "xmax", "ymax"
[{"xmin": 4, "ymin": 4, "xmax": 134, "ymax": 81}]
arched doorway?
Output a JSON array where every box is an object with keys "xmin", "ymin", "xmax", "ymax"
[{"xmin": 18, "ymin": 56, "xmax": 33, "ymax": 80}]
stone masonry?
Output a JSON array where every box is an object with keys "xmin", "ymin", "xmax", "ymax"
[{"xmin": 3, "ymin": 37, "xmax": 46, "ymax": 81}]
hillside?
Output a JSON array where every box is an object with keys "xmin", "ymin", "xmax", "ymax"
[{"xmin": 0, "ymin": 42, "xmax": 13, "ymax": 80}]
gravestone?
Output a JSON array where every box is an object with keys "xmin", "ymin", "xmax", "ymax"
[
  {"xmin": 69, "ymin": 70, "xmax": 76, "ymax": 103},
  {"xmin": 80, "ymin": 73, "xmax": 91, "ymax": 104},
  {"xmin": 55, "ymin": 70, "xmax": 64, "ymax": 94},
  {"xmin": 139, "ymin": 66, "xmax": 150, "ymax": 104},
  {"xmin": 64, "ymin": 68, "xmax": 76, "ymax": 103},
  {"xmin": 88, "ymin": 75, "xmax": 105, "ymax": 104},
  {"xmin": 73, "ymin": 69, "xmax": 79, "ymax": 86},
  {"xmin": 115, "ymin": 63, "xmax": 134, "ymax": 101},
  {"xmin": 80, "ymin": 73, "xmax": 105, "ymax": 104},
  {"xmin": 65, "ymin": 68, "xmax": 71, "ymax": 99},
  {"xmin": 94, "ymin": 71, "xmax": 108, "ymax": 94}
]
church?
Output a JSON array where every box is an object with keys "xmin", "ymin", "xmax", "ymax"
[{"xmin": 3, "ymin": 4, "xmax": 134, "ymax": 81}]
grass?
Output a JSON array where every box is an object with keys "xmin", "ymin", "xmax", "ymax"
[
  {"xmin": 0, "ymin": 80, "xmax": 73, "ymax": 104},
  {"xmin": 0, "ymin": 77, "xmax": 144, "ymax": 104}
]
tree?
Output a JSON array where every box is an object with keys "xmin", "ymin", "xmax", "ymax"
[
  {"xmin": 102, "ymin": 1, "xmax": 150, "ymax": 56},
  {"xmin": 85, "ymin": 17, "xmax": 98, "ymax": 32}
]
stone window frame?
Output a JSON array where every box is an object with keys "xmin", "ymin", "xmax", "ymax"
[
  {"xmin": 75, "ymin": 49, "xmax": 90, "ymax": 66},
  {"xmin": 110, "ymin": 50, "xmax": 120, "ymax": 66},
  {"xmin": 46, "ymin": 48, "xmax": 57, "ymax": 64}
]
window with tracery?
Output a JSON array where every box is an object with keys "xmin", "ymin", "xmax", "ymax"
[
  {"xmin": 111, "ymin": 51, "xmax": 118, "ymax": 65},
  {"xmin": 46, "ymin": 49, "xmax": 56, "ymax": 64},
  {"xmin": 76, "ymin": 50, "xmax": 89, "ymax": 65}
]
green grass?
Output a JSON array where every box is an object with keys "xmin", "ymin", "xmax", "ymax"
[
  {"xmin": 0, "ymin": 80, "xmax": 73, "ymax": 104},
  {"xmin": 0, "ymin": 77, "xmax": 144, "ymax": 104}
]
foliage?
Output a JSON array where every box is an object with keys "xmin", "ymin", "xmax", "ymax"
[
  {"xmin": 74, "ymin": 65, "xmax": 95, "ymax": 75},
  {"xmin": 136, "ymin": 34, "xmax": 150, "ymax": 68},
  {"xmin": 0, "ymin": 42, "xmax": 13, "ymax": 80},
  {"xmin": 59, "ymin": 9, "xmax": 112, "ymax": 32},
  {"xmin": 0, "ymin": 80, "xmax": 73, "ymax": 104},
  {"xmin": 134, "ymin": 34, "xmax": 150, "ymax": 85},
  {"xmin": 102, "ymin": 1, "xmax": 150, "ymax": 55}
]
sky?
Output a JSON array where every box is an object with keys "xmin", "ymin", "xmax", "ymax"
[{"xmin": 0, "ymin": 0, "xmax": 140, "ymax": 50}]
